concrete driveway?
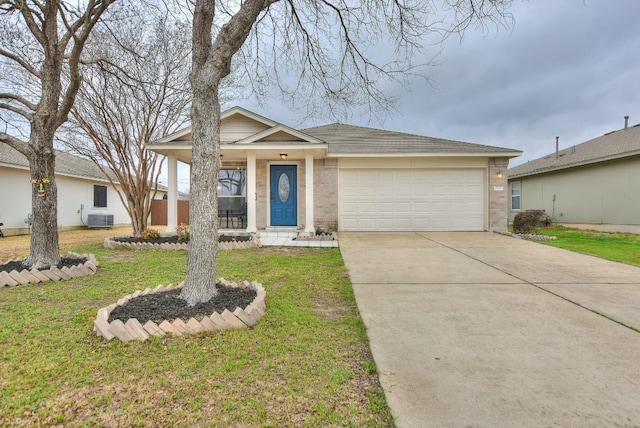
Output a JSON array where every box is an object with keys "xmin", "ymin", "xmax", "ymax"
[{"xmin": 339, "ymin": 232, "xmax": 640, "ymax": 427}]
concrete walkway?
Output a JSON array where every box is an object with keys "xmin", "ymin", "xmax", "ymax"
[{"xmin": 339, "ymin": 232, "xmax": 640, "ymax": 427}]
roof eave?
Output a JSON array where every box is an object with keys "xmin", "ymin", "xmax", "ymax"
[
  {"xmin": 0, "ymin": 162, "xmax": 117, "ymax": 183},
  {"xmin": 148, "ymin": 143, "xmax": 329, "ymax": 151},
  {"xmin": 327, "ymin": 151, "xmax": 522, "ymax": 158}
]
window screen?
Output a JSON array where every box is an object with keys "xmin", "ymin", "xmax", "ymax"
[{"xmin": 94, "ymin": 185, "xmax": 108, "ymax": 208}]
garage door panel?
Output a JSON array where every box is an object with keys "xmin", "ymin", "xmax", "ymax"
[
  {"xmin": 342, "ymin": 185, "xmax": 359, "ymax": 197},
  {"xmin": 342, "ymin": 201, "xmax": 359, "ymax": 214},
  {"xmin": 396, "ymin": 201, "xmax": 412, "ymax": 212},
  {"xmin": 360, "ymin": 202, "xmax": 376, "ymax": 213},
  {"xmin": 395, "ymin": 218, "xmax": 412, "ymax": 229},
  {"xmin": 339, "ymin": 168, "xmax": 485, "ymax": 231}
]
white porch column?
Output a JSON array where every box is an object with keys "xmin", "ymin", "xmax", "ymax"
[
  {"xmin": 166, "ymin": 155, "xmax": 178, "ymax": 233},
  {"xmin": 246, "ymin": 150, "xmax": 257, "ymax": 233},
  {"xmin": 304, "ymin": 150, "xmax": 315, "ymax": 233}
]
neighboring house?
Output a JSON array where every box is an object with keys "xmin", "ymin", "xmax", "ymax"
[
  {"xmin": 147, "ymin": 106, "xmax": 522, "ymax": 234},
  {"xmin": 508, "ymin": 118, "xmax": 640, "ymax": 233},
  {"xmin": 0, "ymin": 143, "xmax": 167, "ymax": 236}
]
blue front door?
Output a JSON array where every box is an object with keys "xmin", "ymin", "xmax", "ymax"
[{"xmin": 270, "ymin": 165, "xmax": 297, "ymax": 226}]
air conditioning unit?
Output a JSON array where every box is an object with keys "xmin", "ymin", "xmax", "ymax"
[{"xmin": 87, "ymin": 214, "xmax": 114, "ymax": 229}]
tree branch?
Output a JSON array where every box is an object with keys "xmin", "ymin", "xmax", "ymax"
[
  {"xmin": 57, "ymin": 0, "xmax": 115, "ymax": 127},
  {"xmin": 0, "ymin": 131, "xmax": 31, "ymax": 158},
  {"xmin": 0, "ymin": 92, "xmax": 37, "ymax": 111},
  {"xmin": 16, "ymin": 1, "xmax": 47, "ymax": 46},
  {"xmin": 0, "ymin": 102, "xmax": 33, "ymax": 120},
  {"xmin": 0, "ymin": 48, "xmax": 41, "ymax": 78}
]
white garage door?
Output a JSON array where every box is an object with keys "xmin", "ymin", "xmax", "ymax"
[{"xmin": 339, "ymin": 169, "xmax": 485, "ymax": 231}]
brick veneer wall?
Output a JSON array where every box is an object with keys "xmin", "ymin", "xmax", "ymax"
[
  {"xmin": 488, "ymin": 157, "xmax": 510, "ymax": 231},
  {"xmin": 313, "ymin": 158, "xmax": 339, "ymax": 231},
  {"xmin": 256, "ymin": 160, "xmax": 268, "ymax": 229}
]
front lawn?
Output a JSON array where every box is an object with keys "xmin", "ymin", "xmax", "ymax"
[
  {"xmin": 0, "ymin": 244, "xmax": 393, "ymax": 427},
  {"xmin": 533, "ymin": 225, "xmax": 640, "ymax": 266}
]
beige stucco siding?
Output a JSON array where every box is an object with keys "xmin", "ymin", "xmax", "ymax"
[
  {"xmin": 509, "ymin": 156, "xmax": 640, "ymax": 226},
  {"xmin": 0, "ymin": 166, "xmax": 132, "ymax": 236}
]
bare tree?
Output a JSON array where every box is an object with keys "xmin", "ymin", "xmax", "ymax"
[
  {"xmin": 180, "ymin": 0, "xmax": 513, "ymax": 305},
  {"xmin": 59, "ymin": 3, "xmax": 192, "ymax": 237},
  {"xmin": 0, "ymin": 0, "xmax": 115, "ymax": 268}
]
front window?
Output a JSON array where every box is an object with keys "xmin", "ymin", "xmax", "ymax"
[
  {"xmin": 510, "ymin": 181, "xmax": 521, "ymax": 211},
  {"xmin": 217, "ymin": 167, "xmax": 246, "ymax": 197},
  {"xmin": 218, "ymin": 168, "xmax": 246, "ymax": 226},
  {"xmin": 93, "ymin": 184, "xmax": 107, "ymax": 208}
]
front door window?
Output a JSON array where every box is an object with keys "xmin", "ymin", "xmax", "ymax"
[{"xmin": 278, "ymin": 173, "xmax": 290, "ymax": 203}]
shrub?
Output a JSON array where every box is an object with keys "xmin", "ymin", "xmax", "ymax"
[
  {"xmin": 140, "ymin": 228, "xmax": 161, "ymax": 240},
  {"xmin": 513, "ymin": 210, "xmax": 552, "ymax": 234},
  {"xmin": 176, "ymin": 223, "xmax": 190, "ymax": 241}
]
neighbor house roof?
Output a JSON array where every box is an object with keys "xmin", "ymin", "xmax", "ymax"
[
  {"xmin": 509, "ymin": 123, "xmax": 640, "ymax": 179},
  {"xmin": 302, "ymin": 123, "xmax": 521, "ymax": 157},
  {"xmin": 0, "ymin": 142, "xmax": 116, "ymax": 182}
]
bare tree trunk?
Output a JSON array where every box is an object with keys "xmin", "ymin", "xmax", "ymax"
[
  {"xmin": 179, "ymin": 0, "xmax": 270, "ymax": 305},
  {"xmin": 180, "ymin": 78, "xmax": 221, "ymax": 304},
  {"xmin": 25, "ymin": 132, "xmax": 60, "ymax": 269}
]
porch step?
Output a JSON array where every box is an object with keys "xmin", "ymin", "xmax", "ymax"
[
  {"xmin": 259, "ymin": 229, "xmax": 299, "ymax": 240},
  {"xmin": 262, "ymin": 227, "xmax": 300, "ymax": 239}
]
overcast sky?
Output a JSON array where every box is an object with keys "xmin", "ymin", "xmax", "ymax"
[{"xmin": 240, "ymin": 0, "xmax": 640, "ymax": 168}]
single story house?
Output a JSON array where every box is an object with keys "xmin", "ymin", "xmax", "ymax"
[
  {"xmin": 0, "ymin": 142, "xmax": 167, "ymax": 236},
  {"xmin": 148, "ymin": 106, "xmax": 522, "ymax": 234},
  {"xmin": 508, "ymin": 117, "xmax": 640, "ymax": 233}
]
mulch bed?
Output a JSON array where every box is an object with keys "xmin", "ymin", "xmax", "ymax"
[
  {"xmin": 108, "ymin": 284, "xmax": 257, "ymax": 324},
  {"xmin": 113, "ymin": 235, "xmax": 252, "ymax": 244},
  {"xmin": 0, "ymin": 257, "xmax": 88, "ymax": 275}
]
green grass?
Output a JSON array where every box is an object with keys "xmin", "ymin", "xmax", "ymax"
[
  {"xmin": 0, "ymin": 245, "xmax": 393, "ymax": 427},
  {"xmin": 533, "ymin": 225, "xmax": 640, "ymax": 266}
]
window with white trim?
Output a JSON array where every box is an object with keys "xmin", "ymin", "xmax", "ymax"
[{"xmin": 510, "ymin": 181, "xmax": 521, "ymax": 211}]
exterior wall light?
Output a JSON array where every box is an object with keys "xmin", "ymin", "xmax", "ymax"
[
  {"xmin": 496, "ymin": 171, "xmax": 503, "ymax": 179},
  {"xmin": 280, "ymin": 153, "xmax": 288, "ymax": 160}
]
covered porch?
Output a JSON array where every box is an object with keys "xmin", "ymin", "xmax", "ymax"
[
  {"xmin": 164, "ymin": 148, "xmax": 326, "ymax": 235},
  {"xmin": 146, "ymin": 108, "xmax": 328, "ymax": 235}
]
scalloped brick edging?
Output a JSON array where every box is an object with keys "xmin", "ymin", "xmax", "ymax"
[
  {"xmin": 103, "ymin": 236, "xmax": 261, "ymax": 251},
  {"xmin": 0, "ymin": 252, "xmax": 99, "ymax": 288},
  {"xmin": 493, "ymin": 230, "xmax": 558, "ymax": 241},
  {"xmin": 93, "ymin": 279, "xmax": 266, "ymax": 342},
  {"xmin": 294, "ymin": 232, "xmax": 338, "ymax": 242}
]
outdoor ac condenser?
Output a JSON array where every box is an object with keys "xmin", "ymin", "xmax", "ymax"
[{"xmin": 87, "ymin": 214, "xmax": 114, "ymax": 229}]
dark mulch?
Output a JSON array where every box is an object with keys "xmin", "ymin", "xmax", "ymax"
[
  {"xmin": 108, "ymin": 284, "xmax": 257, "ymax": 324},
  {"xmin": 112, "ymin": 235, "xmax": 252, "ymax": 244},
  {"xmin": 0, "ymin": 257, "xmax": 88, "ymax": 274}
]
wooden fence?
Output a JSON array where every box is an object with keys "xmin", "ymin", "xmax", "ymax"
[{"xmin": 150, "ymin": 200, "xmax": 190, "ymax": 225}]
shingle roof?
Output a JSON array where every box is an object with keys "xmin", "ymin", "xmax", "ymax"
[
  {"xmin": 508, "ymin": 124, "xmax": 640, "ymax": 179},
  {"xmin": 302, "ymin": 123, "xmax": 521, "ymax": 156},
  {"xmin": 0, "ymin": 142, "xmax": 115, "ymax": 182}
]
